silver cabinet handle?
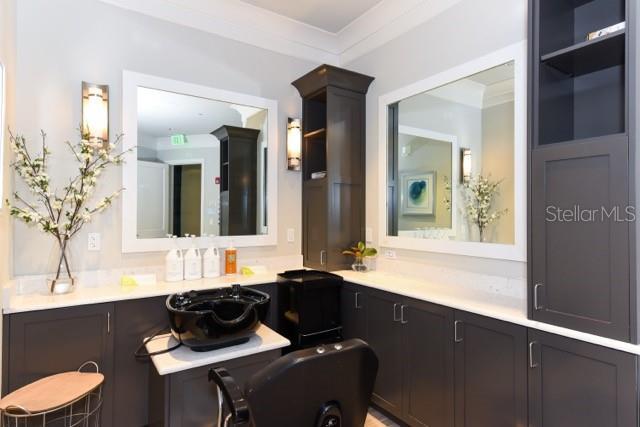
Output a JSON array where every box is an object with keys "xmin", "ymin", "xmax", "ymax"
[
  {"xmin": 529, "ymin": 341, "xmax": 538, "ymax": 368},
  {"xmin": 355, "ymin": 292, "xmax": 362, "ymax": 309},
  {"xmin": 107, "ymin": 312, "xmax": 111, "ymax": 334},
  {"xmin": 393, "ymin": 303, "xmax": 401, "ymax": 321},
  {"xmin": 400, "ymin": 305, "xmax": 408, "ymax": 324},
  {"xmin": 320, "ymin": 250, "xmax": 327, "ymax": 266},
  {"xmin": 454, "ymin": 320, "xmax": 463, "ymax": 343},
  {"xmin": 534, "ymin": 283, "xmax": 544, "ymax": 310}
]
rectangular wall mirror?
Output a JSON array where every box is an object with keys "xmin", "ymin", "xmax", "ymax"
[
  {"xmin": 378, "ymin": 43, "xmax": 526, "ymax": 260},
  {"xmin": 122, "ymin": 72, "xmax": 278, "ymax": 252}
]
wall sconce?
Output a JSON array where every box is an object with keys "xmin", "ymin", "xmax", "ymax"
[
  {"xmin": 287, "ymin": 118, "xmax": 301, "ymax": 171},
  {"xmin": 82, "ymin": 82, "xmax": 109, "ymax": 143},
  {"xmin": 460, "ymin": 148, "xmax": 472, "ymax": 183}
]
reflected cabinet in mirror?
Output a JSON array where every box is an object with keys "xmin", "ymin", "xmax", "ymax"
[
  {"xmin": 379, "ymin": 43, "xmax": 526, "ymax": 260},
  {"xmin": 122, "ymin": 72, "xmax": 278, "ymax": 252}
]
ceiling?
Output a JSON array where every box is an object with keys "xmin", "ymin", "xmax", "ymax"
[
  {"xmin": 99, "ymin": 0, "xmax": 465, "ymax": 65},
  {"xmin": 239, "ymin": 0, "xmax": 384, "ymax": 33},
  {"xmin": 137, "ymin": 87, "xmax": 263, "ymax": 141}
]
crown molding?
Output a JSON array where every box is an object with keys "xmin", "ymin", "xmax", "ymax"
[{"xmin": 98, "ymin": 0, "xmax": 462, "ymax": 65}]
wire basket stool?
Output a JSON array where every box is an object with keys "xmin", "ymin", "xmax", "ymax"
[{"xmin": 0, "ymin": 361, "xmax": 104, "ymax": 427}]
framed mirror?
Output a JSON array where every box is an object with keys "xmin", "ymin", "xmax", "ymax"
[
  {"xmin": 122, "ymin": 71, "xmax": 278, "ymax": 252},
  {"xmin": 378, "ymin": 42, "xmax": 526, "ymax": 261}
]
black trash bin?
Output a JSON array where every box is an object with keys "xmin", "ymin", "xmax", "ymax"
[{"xmin": 277, "ymin": 269, "xmax": 343, "ymax": 351}]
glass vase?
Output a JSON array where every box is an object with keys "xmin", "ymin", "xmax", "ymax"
[
  {"xmin": 48, "ymin": 236, "xmax": 75, "ymax": 295},
  {"xmin": 351, "ymin": 257, "xmax": 368, "ymax": 272}
]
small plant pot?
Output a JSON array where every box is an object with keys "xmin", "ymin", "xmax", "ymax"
[{"xmin": 351, "ymin": 257, "xmax": 368, "ymax": 272}]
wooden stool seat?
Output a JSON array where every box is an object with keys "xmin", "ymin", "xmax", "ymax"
[{"xmin": 0, "ymin": 372, "xmax": 104, "ymax": 414}]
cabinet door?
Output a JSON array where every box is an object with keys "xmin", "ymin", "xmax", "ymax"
[
  {"xmin": 530, "ymin": 136, "xmax": 630, "ymax": 341},
  {"xmin": 5, "ymin": 304, "xmax": 114, "ymax": 426},
  {"xmin": 366, "ymin": 289, "xmax": 404, "ymax": 417},
  {"xmin": 454, "ymin": 311, "xmax": 527, "ymax": 427},
  {"xmin": 402, "ymin": 298, "xmax": 454, "ymax": 427},
  {"xmin": 303, "ymin": 179, "xmax": 328, "ymax": 270},
  {"xmin": 341, "ymin": 283, "xmax": 367, "ymax": 340},
  {"xmin": 114, "ymin": 296, "xmax": 167, "ymax": 427},
  {"xmin": 528, "ymin": 329, "xmax": 638, "ymax": 427}
]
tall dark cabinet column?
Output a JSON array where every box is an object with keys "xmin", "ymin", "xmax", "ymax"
[
  {"xmin": 528, "ymin": 0, "xmax": 638, "ymax": 342},
  {"xmin": 212, "ymin": 125, "xmax": 260, "ymax": 236},
  {"xmin": 292, "ymin": 65, "xmax": 374, "ymax": 271}
]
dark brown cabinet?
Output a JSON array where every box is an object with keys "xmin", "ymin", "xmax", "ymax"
[
  {"xmin": 113, "ymin": 296, "xmax": 167, "ymax": 427},
  {"xmin": 364, "ymin": 288, "xmax": 455, "ymax": 426},
  {"xmin": 212, "ymin": 125, "xmax": 260, "ymax": 236},
  {"xmin": 292, "ymin": 65, "xmax": 374, "ymax": 271},
  {"xmin": 340, "ymin": 282, "xmax": 367, "ymax": 340},
  {"xmin": 530, "ymin": 136, "xmax": 630, "ymax": 341},
  {"xmin": 366, "ymin": 289, "xmax": 405, "ymax": 416},
  {"xmin": 528, "ymin": 0, "xmax": 638, "ymax": 342},
  {"xmin": 528, "ymin": 329, "xmax": 638, "ymax": 427},
  {"xmin": 2, "ymin": 303, "xmax": 115, "ymax": 426},
  {"xmin": 454, "ymin": 311, "xmax": 527, "ymax": 427},
  {"xmin": 402, "ymin": 299, "xmax": 454, "ymax": 427}
]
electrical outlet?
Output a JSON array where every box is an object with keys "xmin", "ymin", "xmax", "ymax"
[
  {"xmin": 365, "ymin": 227, "xmax": 373, "ymax": 243},
  {"xmin": 287, "ymin": 228, "xmax": 295, "ymax": 243},
  {"xmin": 88, "ymin": 233, "xmax": 101, "ymax": 251},
  {"xmin": 384, "ymin": 249, "xmax": 397, "ymax": 259}
]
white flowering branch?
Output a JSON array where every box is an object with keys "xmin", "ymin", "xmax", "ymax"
[
  {"xmin": 462, "ymin": 174, "xmax": 508, "ymax": 242},
  {"xmin": 6, "ymin": 130, "xmax": 130, "ymax": 281}
]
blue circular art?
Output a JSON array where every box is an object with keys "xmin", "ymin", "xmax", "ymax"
[{"xmin": 409, "ymin": 180, "xmax": 427, "ymax": 203}]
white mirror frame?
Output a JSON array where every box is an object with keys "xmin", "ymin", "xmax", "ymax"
[
  {"xmin": 377, "ymin": 41, "xmax": 527, "ymax": 261},
  {"xmin": 122, "ymin": 70, "xmax": 279, "ymax": 253}
]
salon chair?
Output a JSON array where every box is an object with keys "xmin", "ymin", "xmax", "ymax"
[{"xmin": 209, "ymin": 338, "xmax": 378, "ymax": 427}]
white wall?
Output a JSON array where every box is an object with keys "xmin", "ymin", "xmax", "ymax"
[
  {"xmin": 11, "ymin": 0, "xmax": 316, "ymax": 275},
  {"xmin": 0, "ymin": 0, "xmax": 15, "ymax": 283},
  {"xmin": 344, "ymin": 0, "xmax": 527, "ymax": 278}
]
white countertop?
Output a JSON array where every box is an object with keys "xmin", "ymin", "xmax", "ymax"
[
  {"xmin": 146, "ymin": 324, "xmax": 290, "ymax": 376},
  {"xmin": 337, "ymin": 269, "xmax": 640, "ymax": 356},
  {"xmin": 5, "ymin": 266, "xmax": 640, "ymax": 356},
  {"xmin": 3, "ymin": 272, "xmax": 282, "ymax": 314}
]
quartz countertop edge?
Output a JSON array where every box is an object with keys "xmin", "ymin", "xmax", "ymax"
[
  {"xmin": 2, "ymin": 272, "xmax": 282, "ymax": 314},
  {"xmin": 338, "ymin": 270, "xmax": 640, "ymax": 356},
  {"xmin": 146, "ymin": 325, "xmax": 290, "ymax": 376},
  {"xmin": 5, "ymin": 268, "xmax": 640, "ymax": 356}
]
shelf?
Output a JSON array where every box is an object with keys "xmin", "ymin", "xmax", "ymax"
[
  {"xmin": 304, "ymin": 128, "xmax": 326, "ymax": 138},
  {"xmin": 541, "ymin": 29, "xmax": 625, "ymax": 76}
]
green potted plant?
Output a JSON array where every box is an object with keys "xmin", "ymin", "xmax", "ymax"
[{"xmin": 342, "ymin": 241, "xmax": 377, "ymax": 272}]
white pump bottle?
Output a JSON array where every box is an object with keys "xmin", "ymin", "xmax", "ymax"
[
  {"xmin": 183, "ymin": 234, "xmax": 203, "ymax": 280},
  {"xmin": 165, "ymin": 235, "xmax": 184, "ymax": 282},
  {"xmin": 202, "ymin": 234, "xmax": 221, "ymax": 278}
]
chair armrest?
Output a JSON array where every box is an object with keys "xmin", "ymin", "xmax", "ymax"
[{"xmin": 208, "ymin": 367, "xmax": 251, "ymax": 426}]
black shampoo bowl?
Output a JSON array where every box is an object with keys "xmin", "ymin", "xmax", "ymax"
[{"xmin": 166, "ymin": 285, "xmax": 270, "ymax": 351}]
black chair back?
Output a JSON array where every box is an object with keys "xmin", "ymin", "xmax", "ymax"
[
  {"xmin": 246, "ymin": 338, "xmax": 378, "ymax": 427},
  {"xmin": 210, "ymin": 338, "xmax": 378, "ymax": 427}
]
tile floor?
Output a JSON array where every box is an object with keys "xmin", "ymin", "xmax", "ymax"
[{"xmin": 365, "ymin": 407, "xmax": 400, "ymax": 426}]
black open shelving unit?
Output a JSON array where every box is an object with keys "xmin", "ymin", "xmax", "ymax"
[{"xmin": 528, "ymin": 0, "xmax": 639, "ymax": 343}]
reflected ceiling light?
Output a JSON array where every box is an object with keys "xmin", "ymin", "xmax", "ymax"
[
  {"xmin": 82, "ymin": 82, "xmax": 109, "ymax": 144},
  {"xmin": 461, "ymin": 148, "xmax": 472, "ymax": 183},
  {"xmin": 287, "ymin": 118, "xmax": 301, "ymax": 171}
]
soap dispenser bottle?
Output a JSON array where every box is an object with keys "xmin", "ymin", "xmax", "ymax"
[
  {"xmin": 165, "ymin": 235, "xmax": 184, "ymax": 282},
  {"xmin": 184, "ymin": 234, "xmax": 203, "ymax": 280},
  {"xmin": 224, "ymin": 241, "xmax": 237, "ymax": 275},
  {"xmin": 202, "ymin": 234, "xmax": 221, "ymax": 278}
]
